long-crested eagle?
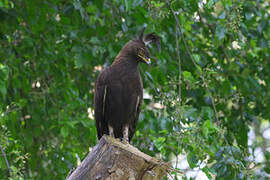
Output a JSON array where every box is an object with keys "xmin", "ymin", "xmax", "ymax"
[{"xmin": 94, "ymin": 28, "xmax": 160, "ymax": 143}]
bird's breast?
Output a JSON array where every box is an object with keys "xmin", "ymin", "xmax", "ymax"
[
  {"xmin": 122, "ymin": 73, "xmax": 142, "ymax": 93},
  {"xmin": 106, "ymin": 65, "xmax": 143, "ymax": 96}
]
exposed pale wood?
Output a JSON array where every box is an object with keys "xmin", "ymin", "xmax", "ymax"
[{"xmin": 66, "ymin": 135, "xmax": 169, "ymax": 180}]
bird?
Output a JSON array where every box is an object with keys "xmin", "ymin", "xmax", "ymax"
[{"xmin": 94, "ymin": 27, "xmax": 160, "ymax": 143}]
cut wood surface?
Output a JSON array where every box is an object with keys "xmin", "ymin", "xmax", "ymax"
[{"xmin": 66, "ymin": 135, "xmax": 169, "ymax": 180}]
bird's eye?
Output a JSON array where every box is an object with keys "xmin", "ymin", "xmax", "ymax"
[{"xmin": 138, "ymin": 48, "xmax": 144, "ymax": 55}]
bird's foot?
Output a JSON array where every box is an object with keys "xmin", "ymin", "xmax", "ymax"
[{"xmin": 121, "ymin": 138, "xmax": 129, "ymax": 144}]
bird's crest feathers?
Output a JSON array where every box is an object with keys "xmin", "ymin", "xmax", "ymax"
[{"xmin": 138, "ymin": 27, "xmax": 161, "ymax": 53}]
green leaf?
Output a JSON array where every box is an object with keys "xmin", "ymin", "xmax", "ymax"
[
  {"xmin": 265, "ymin": 151, "xmax": 270, "ymax": 160},
  {"xmin": 235, "ymin": 120, "xmax": 248, "ymax": 148},
  {"xmin": 124, "ymin": 0, "xmax": 132, "ymax": 12},
  {"xmin": 61, "ymin": 126, "xmax": 69, "ymax": 138},
  {"xmin": 187, "ymin": 152, "xmax": 198, "ymax": 168},
  {"xmin": 0, "ymin": 0, "xmax": 9, "ymax": 8},
  {"xmin": 182, "ymin": 71, "xmax": 195, "ymax": 83},
  {"xmin": 222, "ymin": 80, "xmax": 231, "ymax": 96},
  {"xmin": 202, "ymin": 167, "xmax": 213, "ymax": 180},
  {"xmin": 0, "ymin": 64, "xmax": 9, "ymax": 81},
  {"xmin": 219, "ymin": 11, "xmax": 226, "ymax": 19},
  {"xmin": 184, "ymin": 21, "xmax": 192, "ymax": 31},
  {"xmin": 67, "ymin": 121, "xmax": 79, "ymax": 128},
  {"xmin": 202, "ymin": 119, "xmax": 219, "ymax": 137},
  {"xmin": 90, "ymin": 37, "xmax": 99, "ymax": 44},
  {"xmin": 264, "ymin": 162, "xmax": 270, "ymax": 173},
  {"xmin": 0, "ymin": 64, "xmax": 9, "ymax": 97},
  {"xmin": 183, "ymin": 106, "xmax": 198, "ymax": 122},
  {"xmin": 216, "ymin": 24, "xmax": 226, "ymax": 40},
  {"xmin": 192, "ymin": 54, "xmax": 201, "ymax": 64},
  {"xmin": 201, "ymin": 106, "xmax": 214, "ymax": 120},
  {"xmin": 74, "ymin": 54, "xmax": 85, "ymax": 69},
  {"xmin": 207, "ymin": 0, "xmax": 214, "ymax": 8},
  {"xmin": 0, "ymin": 82, "xmax": 7, "ymax": 97},
  {"xmin": 245, "ymin": 12, "xmax": 254, "ymax": 20},
  {"xmin": 154, "ymin": 137, "xmax": 166, "ymax": 151},
  {"xmin": 73, "ymin": 0, "xmax": 82, "ymax": 10},
  {"xmin": 202, "ymin": 120, "xmax": 211, "ymax": 136},
  {"xmin": 121, "ymin": 22, "xmax": 128, "ymax": 32}
]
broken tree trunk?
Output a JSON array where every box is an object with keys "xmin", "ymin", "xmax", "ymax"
[{"xmin": 66, "ymin": 135, "xmax": 169, "ymax": 180}]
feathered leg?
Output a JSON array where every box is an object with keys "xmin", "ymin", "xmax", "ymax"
[
  {"xmin": 123, "ymin": 125, "xmax": 129, "ymax": 144},
  {"xmin": 109, "ymin": 125, "xmax": 114, "ymax": 137}
]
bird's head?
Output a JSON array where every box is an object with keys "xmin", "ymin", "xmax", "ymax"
[{"xmin": 117, "ymin": 27, "xmax": 161, "ymax": 65}]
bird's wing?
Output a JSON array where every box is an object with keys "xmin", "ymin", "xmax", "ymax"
[
  {"xmin": 94, "ymin": 68, "xmax": 124, "ymax": 139},
  {"xmin": 127, "ymin": 79, "xmax": 143, "ymax": 141},
  {"xmin": 125, "ymin": 93, "xmax": 142, "ymax": 141},
  {"xmin": 94, "ymin": 71, "xmax": 109, "ymax": 139},
  {"xmin": 135, "ymin": 94, "xmax": 142, "ymax": 120}
]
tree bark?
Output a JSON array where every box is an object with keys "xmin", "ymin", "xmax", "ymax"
[{"xmin": 66, "ymin": 135, "xmax": 169, "ymax": 180}]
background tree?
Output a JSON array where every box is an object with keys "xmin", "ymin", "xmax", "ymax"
[{"xmin": 0, "ymin": 0, "xmax": 269, "ymax": 179}]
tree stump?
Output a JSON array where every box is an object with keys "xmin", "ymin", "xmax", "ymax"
[{"xmin": 66, "ymin": 135, "xmax": 169, "ymax": 180}]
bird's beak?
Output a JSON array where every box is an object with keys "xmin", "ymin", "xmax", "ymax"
[{"xmin": 138, "ymin": 54, "xmax": 151, "ymax": 65}]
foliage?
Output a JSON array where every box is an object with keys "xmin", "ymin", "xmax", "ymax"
[{"xmin": 0, "ymin": 0, "xmax": 270, "ymax": 179}]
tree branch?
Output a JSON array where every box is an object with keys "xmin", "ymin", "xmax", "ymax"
[
  {"xmin": 66, "ymin": 135, "xmax": 174, "ymax": 180},
  {"xmin": 0, "ymin": 144, "xmax": 11, "ymax": 174},
  {"xmin": 175, "ymin": 24, "xmax": 182, "ymax": 105}
]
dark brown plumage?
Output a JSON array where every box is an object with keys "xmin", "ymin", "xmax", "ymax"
[{"xmin": 94, "ymin": 28, "xmax": 160, "ymax": 142}]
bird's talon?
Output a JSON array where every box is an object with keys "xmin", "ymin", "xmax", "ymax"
[{"xmin": 121, "ymin": 138, "xmax": 129, "ymax": 144}]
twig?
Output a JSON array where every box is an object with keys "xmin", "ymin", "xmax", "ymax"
[
  {"xmin": 167, "ymin": 172, "xmax": 175, "ymax": 180},
  {"xmin": 0, "ymin": 144, "xmax": 12, "ymax": 174},
  {"xmin": 162, "ymin": 162, "xmax": 184, "ymax": 175},
  {"xmin": 167, "ymin": 1, "xmax": 219, "ymax": 123},
  {"xmin": 170, "ymin": 167, "xmax": 184, "ymax": 175},
  {"xmin": 175, "ymin": 24, "xmax": 182, "ymax": 104},
  {"xmin": 174, "ymin": 14, "xmax": 182, "ymax": 168}
]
